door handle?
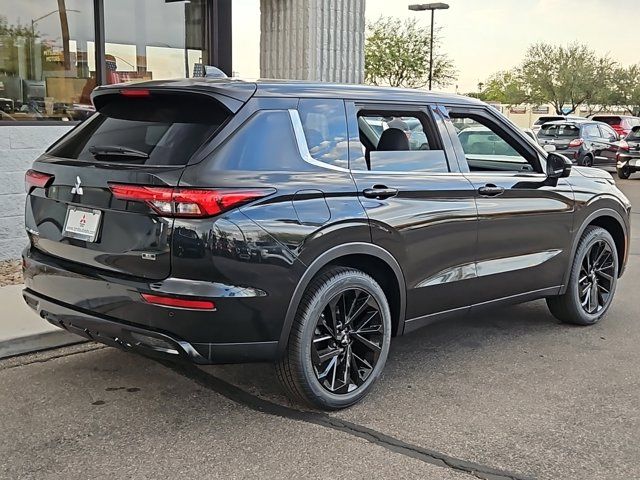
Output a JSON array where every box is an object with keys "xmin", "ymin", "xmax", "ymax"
[
  {"xmin": 362, "ymin": 185, "xmax": 398, "ymax": 199},
  {"xmin": 478, "ymin": 184, "xmax": 505, "ymax": 197}
]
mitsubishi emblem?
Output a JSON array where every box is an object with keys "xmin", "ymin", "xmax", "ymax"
[{"xmin": 71, "ymin": 176, "xmax": 83, "ymax": 195}]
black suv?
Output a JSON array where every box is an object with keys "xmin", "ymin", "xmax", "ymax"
[
  {"xmin": 22, "ymin": 80, "xmax": 631, "ymax": 409},
  {"xmin": 537, "ymin": 120, "xmax": 620, "ymax": 167}
]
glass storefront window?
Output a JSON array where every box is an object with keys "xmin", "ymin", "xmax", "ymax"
[
  {"xmin": 0, "ymin": 1, "xmax": 95, "ymax": 121},
  {"xmin": 104, "ymin": 0, "xmax": 207, "ymax": 82}
]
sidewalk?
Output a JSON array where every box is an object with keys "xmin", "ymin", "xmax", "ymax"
[{"xmin": 0, "ymin": 284, "xmax": 85, "ymax": 359}]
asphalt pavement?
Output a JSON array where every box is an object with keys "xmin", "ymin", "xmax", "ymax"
[{"xmin": 1, "ymin": 178, "xmax": 639, "ymax": 480}]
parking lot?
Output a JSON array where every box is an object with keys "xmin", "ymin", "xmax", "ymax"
[{"xmin": 1, "ymin": 178, "xmax": 638, "ymax": 480}]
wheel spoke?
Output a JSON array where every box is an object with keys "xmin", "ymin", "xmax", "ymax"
[
  {"xmin": 595, "ymin": 270, "xmax": 613, "ymax": 283},
  {"xmin": 317, "ymin": 355, "xmax": 338, "ymax": 380},
  {"xmin": 354, "ymin": 310, "xmax": 378, "ymax": 333},
  {"xmin": 590, "ymin": 282, "xmax": 599, "ymax": 312},
  {"xmin": 351, "ymin": 332, "xmax": 382, "ymax": 353},
  {"xmin": 346, "ymin": 293, "xmax": 371, "ymax": 326}
]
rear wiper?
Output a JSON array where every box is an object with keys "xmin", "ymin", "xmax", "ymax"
[{"xmin": 89, "ymin": 145, "xmax": 150, "ymax": 160}]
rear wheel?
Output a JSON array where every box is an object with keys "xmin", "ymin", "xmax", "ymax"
[
  {"xmin": 617, "ymin": 165, "xmax": 632, "ymax": 179},
  {"xmin": 276, "ymin": 267, "xmax": 391, "ymax": 410},
  {"xmin": 581, "ymin": 154, "xmax": 594, "ymax": 167},
  {"xmin": 547, "ymin": 226, "xmax": 618, "ymax": 325}
]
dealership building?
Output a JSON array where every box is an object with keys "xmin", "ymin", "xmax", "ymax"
[{"xmin": 0, "ymin": 0, "xmax": 365, "ymax": 260}]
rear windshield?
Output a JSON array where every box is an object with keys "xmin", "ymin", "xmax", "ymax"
[
  {"xmin": 538, "ymin": 124, "xmax": 580, "ymax": 138},
  {"xmin": 592, "ymin": 116, "xmax": 621, "ymax": 126},
  {"xmin": 49, "ymin": 93, "xmax": 229, "ymax": 166},
  {"xmin": 534, "ymin": 116, "xmax": 563, "ymax": 126}
]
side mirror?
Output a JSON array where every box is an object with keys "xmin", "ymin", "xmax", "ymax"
[
  {"xmin": 547, "ymin": 152, "xmax": 572, "ymax": 179},
  {"xmin": 543, "ymin": 144, "xmax": 557, "ymax": 153}
]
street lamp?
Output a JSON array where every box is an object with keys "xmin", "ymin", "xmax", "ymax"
[{"xmin": 408, "ymin": 2, "xmax": 450, "ymax": 90}]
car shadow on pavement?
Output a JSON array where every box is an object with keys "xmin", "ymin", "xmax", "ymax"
[{"xmin": 202, "ymin": 298, "xmax": 570, "ymax": 407}]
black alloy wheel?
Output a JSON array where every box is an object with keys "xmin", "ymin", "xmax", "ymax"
[
  {"xmin": 577, "ymin": 240, "xmax": 616, "ymax": 315},
  {"xmin": 277, "ymin": 267, "xmax": 391, "ymax": 410},
  {"xmin": 547, "ymin": 226, "xmax": 619, "ymax": 325},
  {"xmin": 311, "ymin": 288, "xmax": 384, "ymax": 394}
]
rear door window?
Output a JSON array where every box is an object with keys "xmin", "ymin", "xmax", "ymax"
[
  {"xmin": 352, "ymin": 109, "xmax": 448, "ymax": 173},
  {"xmin": 49, "ymin": 93, "xmax": 229, "ymax": 166},
  {"xmin": 583, "ymin": 124, "xmax": 600, "ymax": 138}
]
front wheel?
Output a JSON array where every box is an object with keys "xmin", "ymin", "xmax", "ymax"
[
  {"xmin": 547, "ymin": 226, "xmax": 618, "ymax": 325},
  {"xmin": 276, "ymin": 267, "xmax": 391, "ymax": 410},
  {"xmin": 617, "ymin": 165, "xmax": 632, "ymax": 179}
]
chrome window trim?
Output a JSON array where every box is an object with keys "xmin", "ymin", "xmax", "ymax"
[{"xmin": 288, "ymin": 109, "xmax": 350, "ymax": 172}]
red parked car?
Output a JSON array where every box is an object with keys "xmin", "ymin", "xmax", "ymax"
[{"xmin": 591, "ymin": 115, "xmax": 640, "ymax": 137}]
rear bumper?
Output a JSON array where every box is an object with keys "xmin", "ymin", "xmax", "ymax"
[
  {"xmin": 22, "ymin": 248, "xmax": 280, "ymax": 363},
  {"xmin": 617, "ymin": 153, "xmax": 640, "ymax": 170}
]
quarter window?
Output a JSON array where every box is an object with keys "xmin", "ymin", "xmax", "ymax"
[{"xmin": 298, "ymin": 99, "xmax": 349, "ymax": 169}]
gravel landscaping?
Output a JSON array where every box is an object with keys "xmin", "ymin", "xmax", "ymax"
[{"xmin": 0, "ymin": 260, "xmax": 22, "ymax": 287}]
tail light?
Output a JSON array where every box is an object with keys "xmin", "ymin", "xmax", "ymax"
[
  {"xmin": 25, "ymin": 169, "xmax": 54, "ymax": 193},
  {"xmin": 120, "ymin": 88, "xmax": 150, "ymax": 98},
  {"xmin": 619, "ymin": 140, "xmax": 630, "ymax": 151},
  {"xmin": 568, "ymin": 138, "xmax": 584, "ymax": 148},
  {"xmin": 141, "ymin": 293, "xmax": 215, "ymax": 311},
  {"xmin": 109, "ymin": 184, "xmax": 274, "ymax": 218}
]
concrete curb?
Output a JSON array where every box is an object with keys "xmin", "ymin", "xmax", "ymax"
[
  {"xmin": 0, "ymin": 283, "xmax": 87, "ymax": 360},
  {"xmin": 0, "ymin": 330, "xmax": 87, "ymax": 359}
]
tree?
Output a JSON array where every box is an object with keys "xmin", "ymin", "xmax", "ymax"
[
  {"xmin": 520, "ymin": 42, "xmax": 615, "ymax": 115},
  {"xmin": 479, "ymin": 70, "xmax": 532, "ymax": 106},
  {"xmin": 612, "ymin": 65, "xmax": 640, "ymax": 116},
  {"xmin": 364, "ymin": 17, "xmax": 457, "ymax": 89}
]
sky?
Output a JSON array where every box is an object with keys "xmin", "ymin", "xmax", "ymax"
[{"xmin": 232, "ymin": 0, "xmax": 640, "ymax": 93}]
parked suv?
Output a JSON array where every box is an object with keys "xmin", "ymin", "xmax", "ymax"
[
  {"xmin": 617, "ymin": 126, "xmax": 640, "ymax": 179},
  {"xmin": 531, "ymin": 114, "xmax": 585, "ymax": 135},
  {"xmin": 590, "ymin": 115, "xmax": 640, "ymax": 138},
  {"xmin": 22, "ymin": 80, "xmax": 631, "ymax": 409},
  {"xmin": 537, "ymin": 120, "xmax": 620, "ymax": 167}
]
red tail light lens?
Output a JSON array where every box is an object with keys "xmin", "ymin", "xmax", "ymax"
[
  {"xmin": 25, "ymin": 169, "xmax": 54, "ymax": 193},
  {"xmin": 568, "ymin": 138, "xmax": 584, "ymax": 148},
  {"xmin": 109, "ymin": 184, "xmax": 274, "ymax": 218},
  {"xmin": 619, "ymin": 140, "xmax": 630, "ymax": 151},
  {"xmin": 120, "ymin": 88, "xmax": 150, "ymax": 97},
  {"xmin": 141, "ymin": 293, "xmax": 215, "ymax": 311}
]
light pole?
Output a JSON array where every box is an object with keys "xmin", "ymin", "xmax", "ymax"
[{"xmin": 408, "ymin": 3, "xmax": 449, "ymax": 90}]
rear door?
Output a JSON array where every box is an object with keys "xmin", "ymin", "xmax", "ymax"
[
  {"xmin": 582, "ymin": 123, "xmax": 607, "ymax": 164},
  {"xmin": 25, "ymin": 89, "xmax": 238, "ymax": 279},
  {"xmin": 346, "ymin": 102, "xmax": 479, "ymax": 326}
]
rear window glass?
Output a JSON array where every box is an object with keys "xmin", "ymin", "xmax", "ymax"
[
  {"xmin": 534, "ymin": 116, "xmax": 563, "ymax": 125},
  {"xmin": 592, "ymin": 116, "xmax": 620, "ymax": 126},
  {"xmin": 538, "ymin": 124, "xmax": 580, "ymax": 138},
  {"xmin": 49, "ymin": 94, "xmax": 228, "ymax": 166}
]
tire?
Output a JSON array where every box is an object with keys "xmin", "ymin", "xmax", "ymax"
[
  {"xmin": 617, "ymin": 165, "xmax": 631, "ymax": 179},
  {"xmin": 547, "ymin": 226, "xmax": 618, "ymax": 325},
  {"xmin": 581, "ymin": 154, "xmax": 594, "ymax": 167},
  {"xmin": 276, "ymin": 266, "xmax": 392, "ymax": 410}
]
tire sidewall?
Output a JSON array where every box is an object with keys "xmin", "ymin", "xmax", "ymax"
[
  {"xmin": 567, "ymin": 228, "xmax": 619, "ymax": 325},
  {"xmin": 296, "ymin": 271, "xmax": 392, "ymax": 409},
  {"xmin": 582, "ymin": 154, "xmax": 594, "ymax": 167},
  {"xmin": 617, "ymin": 166, "xmax": 631, "ymax": 179}
]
